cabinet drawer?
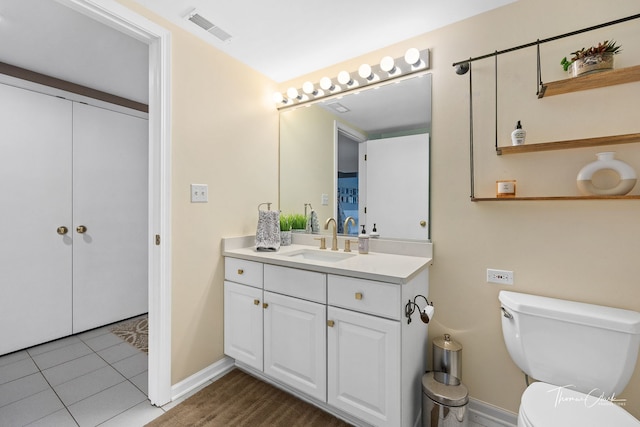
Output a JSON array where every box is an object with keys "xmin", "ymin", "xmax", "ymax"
[
  {"xmin": 328, "ymin": 275, "xmax": 400, "ymax": 320},
  {"xmin": 264, "ymin": 265, "xmax": 326, "ymax": 304},
  {"xmin": 225, "ymin": 258, "xmax": 263, "ymax": 288}
]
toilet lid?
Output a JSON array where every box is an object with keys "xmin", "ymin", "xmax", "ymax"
[{"xmin": 520, "ymin": 382, "xmax": 640, "ymax": 427}]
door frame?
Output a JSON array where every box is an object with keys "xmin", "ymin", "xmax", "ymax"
[{"xmin": 56, "ymin": 0, "xmax": 173, "ymax": 405}]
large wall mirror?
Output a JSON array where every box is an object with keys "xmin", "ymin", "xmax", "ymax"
[{"xmin": 279, "ymin": 72, "xmax": 432, "ymax": 241}]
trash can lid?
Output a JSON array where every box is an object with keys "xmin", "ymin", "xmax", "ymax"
[{"xmin": 422, "ymin": 371, "xmax": 469, "ymax": 407}]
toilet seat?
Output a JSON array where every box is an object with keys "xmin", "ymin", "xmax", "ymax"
[{"xmin": 519, "ymin": 382, "xmax": 639, "ymax": 427}]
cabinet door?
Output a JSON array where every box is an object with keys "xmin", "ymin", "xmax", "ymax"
[
  {"xmin": 72, "ymin": 103, "xmax": 148, "ymax": 332},
  {"xmin": 224, "ymin": 281, "xmax": 263, "ymax": 370},
  {"xmin": 327, "ymin": 306, "xmax": 401, "ymax": 426},
  {"xmin": 0, "ymin": 83, "xmax": 73, "ymax": 355},
  {"xmin": 264, "ymin": 291, "xmax": 326, "ymax": 401}
]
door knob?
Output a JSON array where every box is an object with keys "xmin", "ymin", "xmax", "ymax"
[
  {"xmin": 420, "ymin": 221, "xmax": 427, "ymax": 227},
  {"xmin": 76, "ymin": 225, "xmax": 88, "ymax": 234},
  {"xmin": 57, "ymin": 226, "xmax": 68, "ymax": 235}
]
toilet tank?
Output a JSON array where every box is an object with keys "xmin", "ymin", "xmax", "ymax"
[{"xmin": 499, "ymin": 291, "xmax": 640, "ymax": 397}]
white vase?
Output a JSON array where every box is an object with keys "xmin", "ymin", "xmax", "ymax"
[{"xmin": 576, "ymin": 152, "xmax": 637, "ymax": 196}]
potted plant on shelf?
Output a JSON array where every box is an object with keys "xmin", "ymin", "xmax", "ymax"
[
  {"xmin": 561, "ymin": 40, "xmax": 621, "ymax": 78},
  {"xmin": 280, "ymin": 214, "xmax": 292, "ymax": 246}
]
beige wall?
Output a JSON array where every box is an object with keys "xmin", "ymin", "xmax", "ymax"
[
  {"xmin": 121, "ymin": 0, "xmax": 640, "ymax": 418},
  {"xmin": 117, "ymin": 1, "xmax": 279, "ymax": 384},
  {"xmin": 282, "ymin": 0, "xmax": 640, "ymax": 418}
]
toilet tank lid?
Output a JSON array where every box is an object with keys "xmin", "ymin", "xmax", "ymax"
[{"xmin": 499, "ymin": 291, "xmax": 640, "ymax": 334}]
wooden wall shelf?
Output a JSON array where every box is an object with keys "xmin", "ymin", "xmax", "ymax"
[
  {"xmin": 538, "ymin": 65, "xmax": 640, "ymax": 98},
  {"xmin": 496, "ymin": 133, "xmax": 640, "ymax": 155},
  {"xmin": 472, "ymin": 195, "xmax": 640, "ymax": 201}
]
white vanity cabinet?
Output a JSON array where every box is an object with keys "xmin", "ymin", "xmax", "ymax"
[
  {"xmin": 263, "ymin": 265, "xmax": 327, "ymax": 401},
  {"xmin": 224, "ymin": 252, "xmax": 429, "ymax": 427},
  {"xmin": 223, "ymin": 258, "xmax": 264, "ymax": 370}
]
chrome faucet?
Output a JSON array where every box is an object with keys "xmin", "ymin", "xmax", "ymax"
[
  {"xmin": 324, "ymin": 218, "xmax": 338, "ymax": 251},
  {"xmin": 343, "ymin": 216, "xmax": 356, "ymax": 236}
]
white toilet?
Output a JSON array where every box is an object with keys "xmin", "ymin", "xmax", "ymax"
[{"xmin": 499, "ymin": 290, "xmax": 640, "ymax": 426}]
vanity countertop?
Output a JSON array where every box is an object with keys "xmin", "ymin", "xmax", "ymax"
[{"xmin": 223, "ymin": 242, "xmax": 432, "ymax": 285}]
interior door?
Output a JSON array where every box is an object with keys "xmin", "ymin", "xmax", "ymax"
[
  {"xmin": 72, "ymin": 103, "xmax": 148, "ymax": 333},
  {"xmin": 0, "ymin": 83, "xmax": 73, "ymax": 355},
  {"xmin": 365, "ymin": 134, "xmax": 429, "ymax": 240}
]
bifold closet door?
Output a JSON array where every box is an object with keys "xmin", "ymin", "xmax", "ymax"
[
  {"xmin": 0, "ymin": 83, "xmax": 73, "ymax": 355},
  {"xmin": 72, "ymin": 103, "xmax": 148, "ymax": 333}
]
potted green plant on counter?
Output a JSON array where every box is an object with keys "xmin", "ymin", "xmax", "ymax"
[
  {"xmin": 280, "ymin": 214, "xmax": 292, "ymax": 246},
  {"xmin": 561, "ymin": 40, "xmax": 621, "ymax": 77}
]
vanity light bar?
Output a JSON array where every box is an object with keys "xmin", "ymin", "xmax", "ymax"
[{"xmin": 273, "ymin": 48, "xmax": 430, "ymax": 109}]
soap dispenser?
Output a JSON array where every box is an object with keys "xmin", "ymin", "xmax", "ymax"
[
  {"xmin": 370, "ymin": 223, "xmax": 380, "ymax": 238},
  {"xmin": 358, "ymin": 225, "xmax": 369, "ymax": 254},
  {"xmin": 511, "ymin": 121, "xmax": 526, "ymax": 146}
]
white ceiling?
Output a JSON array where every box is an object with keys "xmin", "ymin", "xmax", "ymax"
[
  {"xmin": 131, "ymin": 0, "xmax": 517, "ymax": 82},
  {"xmin": 0, "ymin": 0, "xmax": 516, "ymax": 106}
]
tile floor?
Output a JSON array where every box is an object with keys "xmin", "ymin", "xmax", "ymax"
[
  {"xmin": 0, "ymin": 318, "xmax": 168, "ymax": 426},
  {"xmin": 0, "ymin": 321, "xmax": 501, "ymax": 427}
]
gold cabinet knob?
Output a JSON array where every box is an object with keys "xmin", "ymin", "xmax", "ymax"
[
  {"xmin": 237, "ymin": 269, "xmax": 244, "ymax": 275},
  {"xmin": 263, "ymin": 303, "xmax": 269, "ymax": 309},
  {"xmin": 57, "ymin": 226, "xmax": 68, "ymax": 235},
  {"xmin": 76, "ymin": 225, "xmax": 87, "ymax": 234},
  {"xmin": 420, "ymin": 221, "xmax": 427, "ymax": 227},
  {"xmin": 327, "ymin": 320, "xmax": 335, "ymax": 327},
  {"xmin": 355, "ymin": 292, "xmax": 363, "ymax": 300},
  {"xmin": 253, "ymin": 299, "xmax": 260, "ymax": 305}
]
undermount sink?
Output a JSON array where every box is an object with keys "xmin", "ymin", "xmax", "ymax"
[{"xmin": 283, "ymin": 249, "xmax": 356, "ymax": 263}]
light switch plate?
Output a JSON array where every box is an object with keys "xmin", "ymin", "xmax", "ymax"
[
  {"xmin": 321, "ymin": 193, "xmax": 329, "ymax": 206},
  {"xmin": 191, "ymin": 184, "xmax": 208, "ymax": 203}
]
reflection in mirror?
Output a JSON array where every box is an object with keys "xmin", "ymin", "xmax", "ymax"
[{"xmin": 279, "ymin": 73, "xmax": 432, "ymax": 241}]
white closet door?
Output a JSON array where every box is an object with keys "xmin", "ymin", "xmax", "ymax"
[
  {"xmin": 72, "ymin": 103, "xmax": 148, "ymax": 333},
  {"xmin": 0, "ymin": 83, "xmax": 73, "ymax": 355}
]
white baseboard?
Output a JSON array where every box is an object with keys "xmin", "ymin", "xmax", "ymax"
[
  {"xmin": 468, "ymin": 398, "xmax": 518, "ymax": 427},
  {"xmin": 170, "ymin": 356, "xmax": 235, "ymax": 401}
]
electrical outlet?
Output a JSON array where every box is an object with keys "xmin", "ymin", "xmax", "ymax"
[
  {"xmin": 487, "ymin": 268, "xmax": 514, "ymax": 285},
  {"xmin": 321, "ymin": 193, "xmax": 329, "ymax": 206},
  {"xmin": 191, "ymin": 184, "xmax": 208, "ymax": 203}
]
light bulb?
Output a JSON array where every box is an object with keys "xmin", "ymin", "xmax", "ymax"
[
  {"xmin": 320, "ymin": 77, "xmax": 335, "ymax": 91},
  {"xmin": 358, "ymin": 63, "xmax": 374, "ymax": 80},
  {"xmin": 380, "ymin": 56, "xmax": 398, "ymax": 74},
  {"xmin": 404, "ymin": 48, "xmax": 421, "ymax": 66},
  {"xmin": 302, "ymin": 81, "xmax": 315, "ymax": 95},
  {"xmin": 337, "ymin": 71, "xmax": 351, "ymax": 85},
  {"xmin": 272, "ymin": 92, "xmax": 286, "ymax": 104},
  {"xmin": 287, "ymin": 87, "xmax": 300, "ymax": 100}
]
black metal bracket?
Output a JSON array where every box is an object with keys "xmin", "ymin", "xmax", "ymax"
[{"xmin": 405, "ymin": 295, "xmax": 433, "ymax": 325}]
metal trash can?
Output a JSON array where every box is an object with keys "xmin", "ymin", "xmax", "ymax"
[
  {"xmin": 422, "ymin": 334, "xmax": 469, "ymax": 427},
  {"xmin": 422, "ymin": 371, "xmax": 469, "ymax": 427}
]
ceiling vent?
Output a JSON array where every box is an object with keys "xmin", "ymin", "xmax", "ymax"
[
  {"xmin": 187, "ymin": 10, "xmax": 232, "ymax": 42},
  {"xmin": 328, "ymin": 102, "xmax": 350, "ymax": 114}
]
